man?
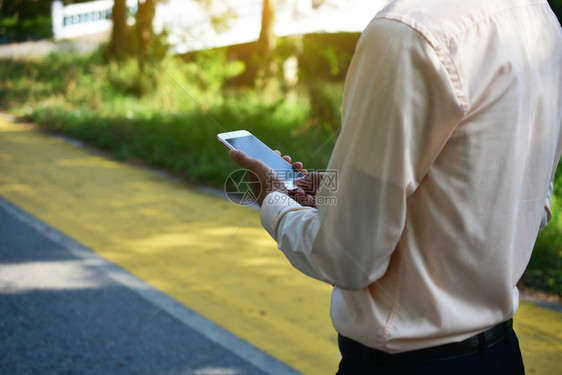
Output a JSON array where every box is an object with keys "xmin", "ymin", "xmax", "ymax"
[{"xmin": 229, "ymin": 0, "xmax": 562, "ymax": 373}]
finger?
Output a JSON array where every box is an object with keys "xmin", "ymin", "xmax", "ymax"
[
  {"xmin": 293, "ymin": 188, "xmax": 306, "ymax": 197},
  {"xmin": 312, "ymin": 172, "xmax": 325, "ymax": 187},
  {"xmin": 229, "ymin": 149, "xmax": 252, "ymax": 168},
  {"xmin": 295, "ymin": 177, "xmax": 309, "ymax": 188},
  {"xmin": 292, "ymin": 161, "xmax": 303, "ymax": 171},
  {"xmin": 308, "ymin": 171, "xmax": 322, "ymax": 183},
  {"xmin": 288, "ymin": 188, "xmax": 303, "ymax": 198},
  {"xmin": 274, "ymin": 149, "xmax": 293, "ymax": 164},
  {"xmin": 288, "ymin": 187, "xmax": 317, "ymax": 207},
  {"xmin": 230, "ymin": 149, "xmax": 279, "ymax": 185},
  {"xmin": 229, "ymin": 149, "xmax": 268, "ymax": 174},
  {"xmin": 294, "ymin": 193, "xmax": 316, "ymax": 208},
  {"xmin": 296, "ymin": 182, "xmax": 314, "ymax": 195}
]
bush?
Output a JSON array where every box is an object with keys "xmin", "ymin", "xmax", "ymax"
[
  {"xmin": 0, "ymin": 46, "xmax": 333, "ymax": 186},
  {"xmin": 299, "ymin": 33, "xmax": 360, "ymax": 81},
  {"xmin": 298, "ymin": 33, "xmax": 359, "ymax": 131},
  {"xmin": 521, "ymin": 163, "xmax": 562, "ymax": 295},
  {"xmin": 0, "ymin": 0, "xmax": 54, "ymax": 43},
  {"xmin": 0, "ymin": 15, "xmax": 52, "ymax": 43}
]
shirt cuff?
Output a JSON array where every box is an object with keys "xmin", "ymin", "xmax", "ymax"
[{"xmin": 260, "ymin": 191, "xmax": 302, "ymax": 240}]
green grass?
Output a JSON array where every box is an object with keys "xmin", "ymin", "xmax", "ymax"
[
  {"xmin": 0, "ymin": 47, "xmax": 336, "ymax": 185},
  {"xmin": 0, "ymin": 46, "xmax": 560, "ymax": 297}
]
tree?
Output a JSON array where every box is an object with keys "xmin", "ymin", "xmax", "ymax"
[
  {"xmin": 136, "ymin": 0, "xmax": 156, "ymax": 74},
  {"xmin": 258, "ymin": 0, "xmax": 276, "ymax": 57},
  {"xmin": 251, "ymin": 0, "xmax": 277, "ymax": 84},
  {"xmin": 109, "ymin": 0, "xmax": 129, "ymax": 59},
  {"xmin": 107, "ymin": 0, "xmax": 159, "ymax": 95}
]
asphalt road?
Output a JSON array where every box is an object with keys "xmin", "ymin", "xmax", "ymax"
[{"xmin": 0, "ymin": 197, "xmax": 301, "ymax": 375}]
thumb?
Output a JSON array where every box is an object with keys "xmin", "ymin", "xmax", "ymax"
[
  {"xmin": 229, "ymin": 149, "xmax": 273, "ymax": 179},
  {"xmin": 229, "ymin": 149, "xmax": 251, "ymax": 168}
]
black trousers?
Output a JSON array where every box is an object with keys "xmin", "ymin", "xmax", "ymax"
[{"xmin": 336, "ymin": 326, "xmax": 525, "ymax": 375}]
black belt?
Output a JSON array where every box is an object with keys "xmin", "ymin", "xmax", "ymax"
[{"xmin": 338, "ymin": 319, "xmax": 514, "ymax": 362}]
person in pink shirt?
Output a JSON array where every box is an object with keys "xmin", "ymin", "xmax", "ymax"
[{"xmin": 229, "ymin": 0, "xmax": 562, "ymax": 373}]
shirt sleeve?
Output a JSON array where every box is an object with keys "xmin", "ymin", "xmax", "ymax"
[{"xmin": 260, "ymin": 18, "xmax": 464, "ymax": 290}]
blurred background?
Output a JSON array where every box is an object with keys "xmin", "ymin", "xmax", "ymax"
[{"xmin": 0, "ymin": 0, "xmax": 561, "ymax": 299}]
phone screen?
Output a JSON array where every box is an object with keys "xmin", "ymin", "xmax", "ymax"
[{"xmin": 222, "ymin": 134, "xmax": 304, "ymax": 189}]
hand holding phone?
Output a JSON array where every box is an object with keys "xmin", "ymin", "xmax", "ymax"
[
  {"xmin": 291, "ymin": 171, "xmax": 325, "ymax": 208},
  {"xmin": 217, "ymin": 130, "xmax": 305, "ymax": 190}
]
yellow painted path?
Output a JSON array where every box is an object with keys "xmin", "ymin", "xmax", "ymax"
[{"xmin": 0, "ymin": 115, "xmax": 560, "ymax": 374}]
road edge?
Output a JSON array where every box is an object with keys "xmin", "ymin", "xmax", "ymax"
[{"xmin": 0, "ymin": 195, "xmax": 302, "ymax": 375}]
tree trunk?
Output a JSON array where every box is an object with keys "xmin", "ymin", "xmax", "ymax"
[
  {"xmin": 255, "ymin": 0, "xmax": 276, "ymax": 84},
  {"xmin": 258, "ymin": 0, "xmax": 276, "ymax": 56},
  {"xmin": 110, "ymin": 0, "xmax": 129, "ymax": 59},
  {"xmin": 136, "ymin": 0, "xmax": 156, "ymax": 74}
]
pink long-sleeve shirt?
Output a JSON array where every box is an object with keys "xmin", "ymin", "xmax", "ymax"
[{"xmin": 261, "ymin": 0, "xmax": 562, "ymax": 353}]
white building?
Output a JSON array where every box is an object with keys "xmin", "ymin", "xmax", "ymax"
[{"xmin": 52, "ymin": 0, "xmax": 390, "ymax": 53}]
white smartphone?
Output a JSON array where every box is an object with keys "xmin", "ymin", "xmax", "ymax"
[{"xmin": 217, "ymin": 130, "xmax": 305, "ymax": 190}]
